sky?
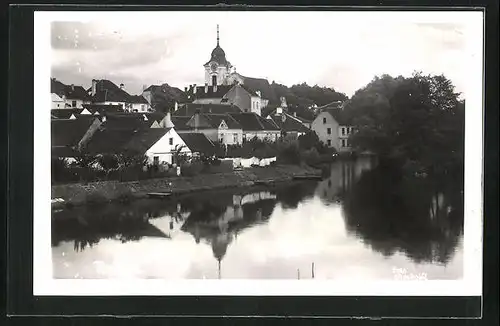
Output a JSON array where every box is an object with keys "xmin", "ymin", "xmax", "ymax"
[{"xmin": 49, "ymin": 11, "xmax": 479, "ymax": 97}]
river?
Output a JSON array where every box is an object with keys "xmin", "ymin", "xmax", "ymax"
[{"xmin": 51, "ymin": 157, "xmax": 464, "ymax": 280}]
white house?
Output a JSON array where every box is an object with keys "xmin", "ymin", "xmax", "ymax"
[
  {"xmin": 51, "ymin": 93, "xmax": 65, "ymax": 109},
  {"xmin": 311, "ymin": 106, "xmax": 353, "ymax": 152}
]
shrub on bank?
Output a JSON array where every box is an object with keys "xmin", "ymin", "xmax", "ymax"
[{"xmin": 181, "ymin": 161, "xmax": 204, "ymax": 177}]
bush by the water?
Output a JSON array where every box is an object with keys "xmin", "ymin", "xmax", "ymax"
[{"xmin": 181, "ymin": 161, "xmax": 204, "ymax": 177}]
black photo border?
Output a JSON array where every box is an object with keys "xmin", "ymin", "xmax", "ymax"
[{"xmin": 5, "ymin": 1, "xmax": 498, "ymax": 322}]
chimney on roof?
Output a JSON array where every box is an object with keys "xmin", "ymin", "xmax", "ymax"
[
  {"xmin": 193, "ymin": 84, "xmax": 197, "ymax": 94},
  {"xmin": 205, "ymin": 83, "xmax": 208, "ymax": 93},
  {"xmin": 184, "ymin": 86, "xmax": 188, "ymax": 92},
  {"xmin": 293, "ymin": 112, "xmax": 297, "ymax": 117},
  {"xmin": 193, "ymin": 109, "xmax": 201, "ymax": 132},
  {"xmin": 120, "ymin": 83, "xmax": 125, "ymax": 90},
  {"xmin": 71, "ymin": 84, "xmax": 75, "ymax": 91},
  {"xmin": 174, "ymin": 101, "xmax": 178, "ymax": 112},
  {"xmin": 164, "ymin": 111, "xmax": 174, "ymax": 129},
  {"xmin": 213, "ymin": 84, "xmax": 217, "ymax": 93},
  {"xmin": 91, "ymin": 79, "xmax": 97, "ymax": 96}
]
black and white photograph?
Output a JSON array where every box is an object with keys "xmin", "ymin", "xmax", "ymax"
[{"xmin": 33, "ymin": 9, "xmax": 483, "ymax": 297}]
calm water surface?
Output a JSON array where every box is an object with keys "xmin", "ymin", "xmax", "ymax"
[{"xmin": 52, "ymin": 157, "xmax": 464, "ymax": 280}]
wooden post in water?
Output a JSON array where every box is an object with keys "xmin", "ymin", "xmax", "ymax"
[
  {"xmin": 297, "ymin": 269, "xmax": 300, "ymax": 280},
  {"xmin": 312, "ymin": 262, "xmax": 315, "ymax": 279}
]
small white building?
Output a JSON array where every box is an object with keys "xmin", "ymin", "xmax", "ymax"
[
  {"xmin": 311, "ymin": 104, "xmax": 353, "ymax": 152},
  {"xmin": 51, "ymin": 93, "xmax": 65, "ymax": 109}
]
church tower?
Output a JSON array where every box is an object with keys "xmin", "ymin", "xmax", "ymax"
[{"xmin": 204, "ymin": 25, "xmax": 233, "ymax": 86}]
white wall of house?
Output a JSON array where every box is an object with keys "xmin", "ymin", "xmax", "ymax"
[
  {"xmin": 131, "ymin": 102, "xmax": 149, "ymax": 112},
  {"xmin": 337, "ymin": 126, "xmax": 354, "ymax": 151},
  {"xmin": 218, "ymin": 128, "xmax": 243, "ymax": 145},
  {"xmin": 62, "ymin": 97, "xmax": 87, "ymax": 109},
  {"xmin": 311, "ymin": 111, "xmax": 340, "ymax": 150},
  {"xmin": 243, "ymin": 131, "xmax": 280, "ymax": 143},
  {"xmin": 146, "ymin": 129, "xmax": 192, "ymax": 165},
  {"xmin": 192, "ymin": 98, "xmax": 226, "ymax": 104},
  {"xmin": 51, "ymin": 93, "xmax": 65, "ymax": 109},
  {"xmin": 250, "ymin": 96, "xmax": 262, "ymax": 116}
]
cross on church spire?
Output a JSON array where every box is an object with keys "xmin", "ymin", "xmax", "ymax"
[{"xmin": 217, "ymin": 24, "xmax": 219, "ymax": 46}]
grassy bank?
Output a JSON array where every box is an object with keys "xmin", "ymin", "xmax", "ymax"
[{"xmin": 52, "ymin": 164, "xmax": 321, "ymax": 208}]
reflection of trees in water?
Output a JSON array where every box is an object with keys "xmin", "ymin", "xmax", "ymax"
[
  {"xmin": 52, "ymin": 205, "xmax": 169, "ymax": 252},
  {"xmin": 274, "ymin": 181, "xmax": 318, "ymax": 209},
  {"xmin": 342, "ymin": 167, "xmax": 464, "ymax": 265}
]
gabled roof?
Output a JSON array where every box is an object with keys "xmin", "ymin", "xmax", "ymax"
[
  {"xmin": 122, "ymin": 128, "xmax": 171, "ymax": 154},
  {"xmin": 81, "ymin": 104, "xmax": 125, "ymax": 114},
  {"xmin": 129, "ymin": 95, "xmax": 149, "ymax": 104},
  {"xmin": 227, "ymin": 112, "xmax": 280, "ymax": 132},
  {"xmin": 173, "ymin": 103, "xmax": 242, "ymax": 116},
  {"xmin": 171, "ymin": 116, "xmax": 192, "ymax": 131},
  {"xmin": 51, "ymin": 93, "xmax": 64, "ymax": 102},
  {"xmin": 178, "ymin": 133, "xmax": 216, "ymax": 156},
  {"xmin": 51, "ymin": 78, "xmax": 90, "ymax": 101},
  {"xmin": 187, "ymin": 85, "xmax": 233, "ymax": 100},
  {"xmin": 202, "ymin": 113, "xmax": 242, "ymax": 129},
  {"xmin": 267, "ymin": 113, "xmax": 310, "ymax": 133},
  {"xmin": 51, "ymin": 118, "xmax": 97, "ymax": 147},
  {"xmin": 238, "ymin": 75, "xmax": 276, "ymax": 101},
  {"xmin": 87, "ymin": 79, "xmax": 133, "ymax": 103},
  {"xmin": 101, "ymin": 113, "xmax": 154, "ymax": 130},
  {"xmin": 322, "ymin": 108, "xmax": 350, "ymax": 125},
  {"xmin": 83, "ymin": 127, "xmax": 141, "ymax": 155}
]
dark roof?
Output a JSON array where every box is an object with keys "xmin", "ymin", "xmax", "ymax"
[
  {"xmin": 204, "ymin": 44, "xmax": 230, "ymax": 66},
  {"xmin": 178, "ymin": 133, "xmax": 215, "ymax": 156},
  {"xmin": 123, "ymin": 128, "xmax": 171, "ymax": 154},
  {"xmin": 81, "ymin": 104, "xmax": 124, "ymax": 114},
  {"xmin": 84, "ymin": 127, "xmax": 141, "ymax": 155},
  {"xmin": 323, "ymin": 108, "xmax": 350, "ymax": 125},
  {"xmin": 267, "ymin": 114, "xmax": 310, "ymax": 133},
  {"xmin": 102, "ymin": 113, "xmax": 154, "ymax": 130},
  {"xmin": 240, "ymin": 75, "xmax": 276, "ymax": 101},
  {"xmin": 187, "ymin": 85, "xmax": 233, "ymax": 100},
  {"xmin": 202, "ymin": 114, "xmax": 242, "ymax": 129},
  {"xmin": 51, "ymin": 78, "xmax": 90, "ymax": 101},
  {"xmin": 171, "ymin": 116, "xmax": 192, "ymax": 131},
  {"xmin": 227, "ymin": 112, "xmax": 280, "ymax": 132},
  {"xmin": 129, "ymin": 95, "xmax": 149, "ymax": 104},
  {"xmin": 51, "ymin": 109, "xmax": 83, "ymax": 119},
  {"xmin": 88, "ymin": 79, "xmax": 133, "ymax": 103},
  {"xmin": 142, "ymin": 84, "xmax": 188, "ymax": 111},
  {"xmin": 51, "ymin": 118, "xmax": 97, "ymax": 147},
  {"xmin": 173, "ymin": 103, "xmax": 242, "ymax": 116},
  {"xmin": 237, "ymin": 84, "xmax": 259, "ymax": 97}
]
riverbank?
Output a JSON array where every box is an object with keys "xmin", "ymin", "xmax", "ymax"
[{"xmin": 51, "ymin": 164, "xmax": 322, "ymax": 207}]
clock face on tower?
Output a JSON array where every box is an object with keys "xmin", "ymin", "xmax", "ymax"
[{"xmin": 210, "ymin": 62, "xmax": 218, "ymax": 72}]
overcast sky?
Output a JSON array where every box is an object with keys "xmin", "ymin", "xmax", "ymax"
[{"xmin": 49, "ymin": 11, "xmax": 477, "ymax": 97}]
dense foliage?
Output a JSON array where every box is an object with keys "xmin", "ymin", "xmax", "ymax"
[{"xmin": 344, "ymin": 72, "xmax": 464, "ymax": 177}]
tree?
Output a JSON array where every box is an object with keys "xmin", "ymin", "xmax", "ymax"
[{"xmin": 346, "ymin": 72, "xmax": 464, "ymax": 176}]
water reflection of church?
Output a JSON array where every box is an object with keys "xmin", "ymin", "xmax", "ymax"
[{"xmin": 180, "ymin": 190, "xmax": 278, "ymax": 278}]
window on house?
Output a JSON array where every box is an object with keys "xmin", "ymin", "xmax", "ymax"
[
  {"xmin": 342, "ymin": 139, "xmax": 347, "ymax": 147},
  {"xmin": 72, "ymin": 100, "xmax": 77, "ymax": 107},
  {"xmin": 169, "ymin": 138, "xmax": 173, "ymax": 145},
  {"xmin": 327, "ymin": 128, "xmax": 331, "ymax": 135},
  {"xmin": 323, "ymin": 117, "xmax": 326, "ymax": 124},
  {"xmin": 328, "ymin": 180, "xmax": 332, "ymax": 188},
  {"xmin": 212, "ymin": 75, "xmax": 217, "ymax": 86},
  {"xmin": 341, "ymin": 127, "xmax": 346, "ymax": 136},
  {"xmin": 153, "ymin": 156, "xmax": 159, "ymax": 165},
  {"xmin": 233, "ymin": 133, "xmax": 238, "ymax": 143},
  {"xmin": 141, "ymin": 104, "xmax": 145, "ymax": 111},
  {"xmin": 220, "ymin": 133, "xmax": 224, "ymax": 143},
  {"xmin": 327, "ymin": 139, "xmax": 331, "ymax": 147}
]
